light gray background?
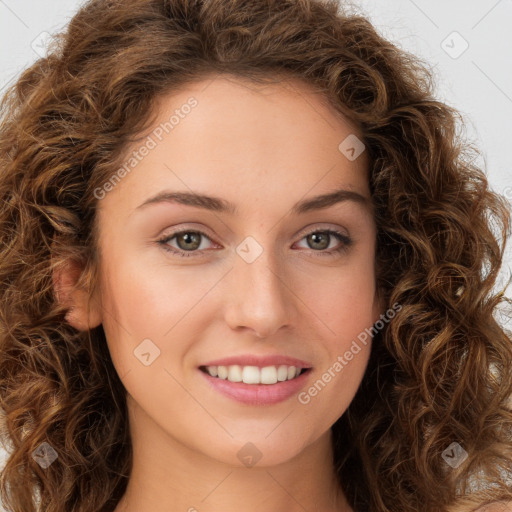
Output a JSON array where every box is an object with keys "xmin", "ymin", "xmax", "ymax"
[{"xmin": 1, "ymin": 0, "xmax": 511, "ymax": 506}]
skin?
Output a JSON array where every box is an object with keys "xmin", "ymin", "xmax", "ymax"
[{"xmin": 56, "ymin": 73, "xmax": 386, "ymax": 512}]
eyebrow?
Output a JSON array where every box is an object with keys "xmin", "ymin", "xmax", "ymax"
[{"xmin": 134, "ymin": 188, "xmax": 371, "ymax": 216}]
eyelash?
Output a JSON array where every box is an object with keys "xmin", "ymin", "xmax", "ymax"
[{"xmin": 156, "ymin": 227, "xmax": 353, "ymax": 259}]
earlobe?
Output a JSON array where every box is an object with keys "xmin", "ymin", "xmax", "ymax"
[{"xmin": 52, "ymin": 258, "xmax": 103, "ymax": 331}]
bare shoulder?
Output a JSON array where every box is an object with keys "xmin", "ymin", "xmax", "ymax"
[{"xmin": 473, "ymin": 502, "xmax": 512, "ymax": 512}]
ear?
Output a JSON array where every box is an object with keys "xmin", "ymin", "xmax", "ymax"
[{"xmin": 52, "ymin": 258, "xmax": 103, "ymax": 331}]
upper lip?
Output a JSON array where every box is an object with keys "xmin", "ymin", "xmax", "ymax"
[{"xmin": 200, "ymin": 354, "xmax": 313, "ymax": 369}]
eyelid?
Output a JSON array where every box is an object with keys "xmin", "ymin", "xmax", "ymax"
[
  {"xmin": 297, "ymin": 223, "xmax": 349, "ymax": 238},
  {"xmin": 157, "ymin": 223, "xmax": 219, "ymax": 243},
  {"xmin": 157, "ymin": 221, "xmax": 349, "ymax": 239}
]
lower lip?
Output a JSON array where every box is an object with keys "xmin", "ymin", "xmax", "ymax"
[{"xmin": 199, "ymin": 368, "xmax": 312, "ymax": 405}]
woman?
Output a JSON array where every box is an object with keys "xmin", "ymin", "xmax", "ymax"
[{"xmin": 0, "ymin": 0, "xmax": 510, "ymax": 511}]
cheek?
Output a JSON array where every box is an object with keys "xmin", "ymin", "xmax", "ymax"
[
  {"xmin": 295, "ymin": 265, "xmax": 376, "ymax": 420},
  {"xmin": 101, "ymin": 253, "xmax": 216, "ymax": 332},
  {"xmin": 293, "ymin": 256, "xmax": 378, "ymax": 348},
  {"xmin": 97, "ymin": 251, "xmax": 224, "ymax": 377}
]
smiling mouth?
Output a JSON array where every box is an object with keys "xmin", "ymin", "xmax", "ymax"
[{"xmin": 199, "ymin": 365, "xmax": 311, "ymax": 385}]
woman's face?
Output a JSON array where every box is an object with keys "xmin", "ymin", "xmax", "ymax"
[{"xmin": 90, "ymin": 74, "xmax": 384, "ymax": 467}]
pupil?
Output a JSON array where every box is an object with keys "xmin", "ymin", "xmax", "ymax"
[
  {"xmin": 309, "ymin": 232, "xmax": 328, "ymax": 250},
  {"xmin": 179, "ymin": 232, "xmax": 200, "ymax": 250}
]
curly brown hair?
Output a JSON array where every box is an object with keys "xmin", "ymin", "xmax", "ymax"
[{"xmin": 0, "ymin": 0, "xmax": 511, "ymax": 511}]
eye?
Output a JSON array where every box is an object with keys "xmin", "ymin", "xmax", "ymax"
[
  {"xmin": 157, "ymin": 229, "xmax": 216, "ymax": 258},
  {"xmin": 294, "ymin": 229, "xmax": 353, "ymax": 257},
  {"xmin": 156, "ymin": 227, "xmax": 353, "ymax": 258}
]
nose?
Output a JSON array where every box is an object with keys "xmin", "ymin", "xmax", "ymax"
[{"xmin": 223, "ymin": 244, "xmax": 294, "ymax": 339}]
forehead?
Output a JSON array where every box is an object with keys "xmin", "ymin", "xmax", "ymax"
[
  {"xmin": 98, "ymin": 73, "xmax": 370, "ymax": 216},
  {"xmin": 149, "ymin": 73, "xmax": 363, "ymax": 145}
]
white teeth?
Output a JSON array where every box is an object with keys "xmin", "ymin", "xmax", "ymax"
[
  {"xmin": 260, "ymin": 366, "xmax": 277, "ymax": 384},
  {"xmin": 277, "ymin": 365, "xmax": 289, "ymax": 381},
  {"xmin": 207, "ymin": 366, "xmax": 218, "ymax": 377},
  {"xmin": 227, "ymin": 365, "xmax": 242, "ymax": 382},
  {"xmin": 242, "ymin": 366, "xmax": 260, "ymax": 384},
  {"xmin": 204, "ymin": 364, "xmax": 304, "ymax": 384}
]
